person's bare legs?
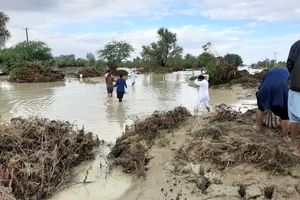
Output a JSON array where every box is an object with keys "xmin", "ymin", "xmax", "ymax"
[
  {"xmin": 280, "ymin": 120, "xmax": 291, "ymax": 142},
  {"xmin": 290, "ymin": 123, "xmax": 300, "ymax": 153},
  {"xmin": 256, "ymin": 108, "xmax": 263, "ymax": 131}
]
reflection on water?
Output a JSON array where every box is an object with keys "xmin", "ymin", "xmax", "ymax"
[{"xmin": 0, "ymin": 71, "xmax": 256, "ymax": 200}]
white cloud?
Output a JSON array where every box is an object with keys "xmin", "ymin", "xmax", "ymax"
[
  {"xmin": 1, "ymin": 0, "xmax": 173, "ymax": 28},
  {"xmin": 188, "ymin": 0, "xmax": 300, "ymax": 21},
  {"xmin": 8, "ymin": 23, "xmax": 296, "ymax": 64},
  {"xmin": 245, "ymin": 22, "xmax": 258, "ymax": 28},
  {"xmin": 2, "ymin": 0, "xmax": 300, "ymax": 64}
]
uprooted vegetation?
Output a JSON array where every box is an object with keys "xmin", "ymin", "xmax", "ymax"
[
  {"xmin": 9, "ymin": 62, "xmax": 65, "ymax": 83},
  {"xmin": 109, "ymin": 107, "xmax": 191, "ymax": 176},
  {"xmin": 166, "ymin": 105, "xmax": 300, "ymax": 199},
  {"xmin": 77, "ymin": 67, "xmax": 103, "ymax": 78},
  {"xmin": 189, "ymin": 65, "xmax": 268, "ymax": 88},
  {"xmin": 0, "ymin": 187, "xmax": 16, "ymax": 200},
  {"xmin": 0, "ymin": 117, "xmax": 100, "ymax": 199},
  {"xmin": 177, "ymin": 105, "xmax": 299, "ymax": 175}
]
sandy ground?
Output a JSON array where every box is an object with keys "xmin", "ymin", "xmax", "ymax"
[
  {"xmin": 118, "ymin": 110, "xmax": 300, "ymax": 200},
  {"xmin": 117, "ymin": 118, "xmax": 197, "ymax": 200}
]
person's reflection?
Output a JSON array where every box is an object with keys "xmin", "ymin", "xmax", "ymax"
[
  {"xmin": 105, "ymin": 99, "xmax": 115, "ymax": 120},
  {"xmin": 131, "ymin": 84, "xmax": 135, "ymax": 94},
  {"xmin": 116, "ymin": 102, "xmax": 127, "ymax": 129},
  {"xmin": 105, "ymin": 99, "xmax": 127, "ymax": 129}
]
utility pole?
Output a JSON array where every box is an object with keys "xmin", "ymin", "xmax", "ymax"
[
  {"xmin": 273, "ymin": 52, "xmax": 277, "ymax": 67},
  {"xmin": 25, "ymin": 27, "xmax": 29, "ymax": 42}
]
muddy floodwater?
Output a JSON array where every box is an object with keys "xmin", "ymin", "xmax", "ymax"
[{"xmin": 0, "ymin": 71, "xmax": 256, "ymax": 200}]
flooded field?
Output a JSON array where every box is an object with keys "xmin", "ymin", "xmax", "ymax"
[
  {"xmin": 0, "ymin": 71, "xmax": 255, "ymax": 141},
  {"xmin": 0, "ymin": 71, "xmax": 256, "ymax": 199}
]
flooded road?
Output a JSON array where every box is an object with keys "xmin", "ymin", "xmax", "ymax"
[{"xmin": 0, "ymin": 71, "xmax": 256, "ymax": 199}]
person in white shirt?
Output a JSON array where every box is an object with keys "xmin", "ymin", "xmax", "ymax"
[
  {"xmin": 194, "ymin": 75, "xmax": 210, "ymax": 112},
  {"xmin": 131, "ymin": 70, "xmax": 137, "ymax": 86}
]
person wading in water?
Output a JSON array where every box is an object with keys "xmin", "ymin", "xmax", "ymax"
[
  {"xmin": 105, "ymin": 72, "xmax": 115, "ymax": 98},
  {"xmin": 115, "ymin": 74, "xmax": 127, "ymax": 102},
  {"xmin": 194, "ymin": 75, "xmax": 210, "ymax": 112}
]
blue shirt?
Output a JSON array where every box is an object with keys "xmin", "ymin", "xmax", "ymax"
[
  {"xmin": 257, "ymin": 67, "xmax": 290, "ymax": 109},
  {"xmin": 115, "ymin": 78, "xmax": 127, "ymax": 93}
]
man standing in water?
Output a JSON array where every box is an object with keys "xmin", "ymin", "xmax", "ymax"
[
  {"xmin": 194, "ymin": 75, "xmax": 210, "ymax": 112},
  {"xmin": 115, "ymin": 74, "xmax": 127, "ymax": 102},
  {"xmin": 105, "ymin": 69, "xmax": 110, "ymax": 78},
  {"xmin": 287, "ymin": 40, "xmax": 300, "ymax": 154},
  {"xmin": 105, "ymin": 72, "xmax": 115, "ymax": 98}
]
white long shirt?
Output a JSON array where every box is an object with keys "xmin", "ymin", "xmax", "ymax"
[
  {"xmin": 131, "ymin": 72, "xmax": 136, "ymax": 83},
  {"xmin": 194, "ymin": 79, "xmax": 210, "ymax": 102}
]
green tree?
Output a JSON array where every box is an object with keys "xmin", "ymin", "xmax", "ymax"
[
  {"xmin": 95, "ymin": 59, "xmax": 106, "ymax": 70},
  {"xmin": 167, "ymin": 54, "xmax": 183, "ymax": 70},
  {"xmin": 122, "ymin": 56, "xmax": 144, "ymax": 69},
  {"xmin": 75, "ymin": 58, "xmax": 87, "ymax": 67},
  {"xmin": 55, "ymin": 54, "xmax": 76, "ymax": 67},
  {"xmin": 253, "ymin": 58, "xmax": 277, "ymax": 69},
  {"xmin": 132, "ymin": 56, "xmax": 143, "ymax": 68},
  {"xmin": 198, "ymin": 52, "xmax": 219, "ymax": 77},
  {"xmin": 224, "ymin": 53, "xmax": 243, "ymax": 67},
  {"xmin": 97, "ymin": 40, "xmax": 134, "ymax": 71},
  {"xmin": 86, "ymin": 52, "xmax": 96, "ymax": 66},
  {"xmin": 0, "ymin": 11, "xmax": 10, "ymax": 47},
  {"xmin": 141, "ymin": 27, "xmax": 183, "ymax": 67},
  {"xmin": 182, "ymin": 54, "xmax": 198, "ymax": 69},
  {"xmin": 277, "ymin": 61, "xmax": 287, "ymax": 67},
  {"xmin": 0, "ymin": 41, "xmax": 53, "ymax": 72}
]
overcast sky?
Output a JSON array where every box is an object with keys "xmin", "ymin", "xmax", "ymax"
[{"xmin": 1, "ymin": 0, "xmax": 300, "ymax": 64}]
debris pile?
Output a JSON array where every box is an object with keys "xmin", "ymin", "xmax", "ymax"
[
  {"xmin": 177, "ymin": 106, "xmax": 299, "ymax": 174},
  {"xmin": 0, "ymin": 117, "xmax": 100, "ymax": 199},
  {"xmin": 9, "ymin": 62, "xmax": 65, "ymax": 83},
  {"xmin": 0, "ymin": 187, "xmax": 16, "ymax": 200},
  {"xmin": 77, "ymin": 67, "xmax": 103, "ymax": 78},
  {"xmin": 211, "ymin": 104, "xmax": 241, "ymax": 122},
  {"xmin": 109, "ymin": 107, "xmax": 191, "ymax": 176}
]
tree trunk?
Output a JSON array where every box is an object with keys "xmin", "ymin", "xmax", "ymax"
[
  {"xmin": 109, "ymin": 65, "xmax": 117, "ymax": 74},
  {"xmin": 161, "ymin": 60, "xmax": 165, "ymax": 67}
]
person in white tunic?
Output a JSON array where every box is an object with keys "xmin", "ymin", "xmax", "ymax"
[
  {"xmin": 131, "ymin": 70, "xmax": 137, "ymax": 86},
  {"xmin": 194, "ymin": 75, "xmax": 210, "ymax": 112}
]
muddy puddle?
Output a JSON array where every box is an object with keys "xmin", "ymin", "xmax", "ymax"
[{"xmin": 0, "ymin": 71, "xmax": 256, "ymax": 199}]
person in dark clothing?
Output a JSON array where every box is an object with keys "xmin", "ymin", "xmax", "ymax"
[
  {"xmin": 115, "ymin": 74, "xmax": 127, "ymax": 102},
  {"xmin": 256, "ymin": 67, "xmax": 290, "ymax": 140},
  {"xmin": 287, "ymin": 40, "xmax": 300, "ymax": 154}
]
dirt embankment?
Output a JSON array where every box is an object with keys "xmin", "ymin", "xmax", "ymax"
[
  {"xmin": 117, "ymin": 105, "xmax": 300, "ymax": 200},
  {"xmin": 109, "ymin": 107, "xmax": 192, "ymax": 177},
  {"xmin": 0, "ymin": 117, "xmax": 100, "ymax": 200}
]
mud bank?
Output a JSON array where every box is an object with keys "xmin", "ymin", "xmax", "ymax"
[
  {"xmin": 109, "ymin": 107, "xmax": 192, "ymax": 177},
  {"xmin": 0, "ymin": 117, "xmax": 100, "ymax": 199},
  {"xmin": 117, "ymin": 106, "xmax": 300, "ymax": 200}
]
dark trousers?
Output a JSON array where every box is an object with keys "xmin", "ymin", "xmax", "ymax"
[{"xmin": 117, "ymin": 92, "xmax": 124, "ymax": 102}]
